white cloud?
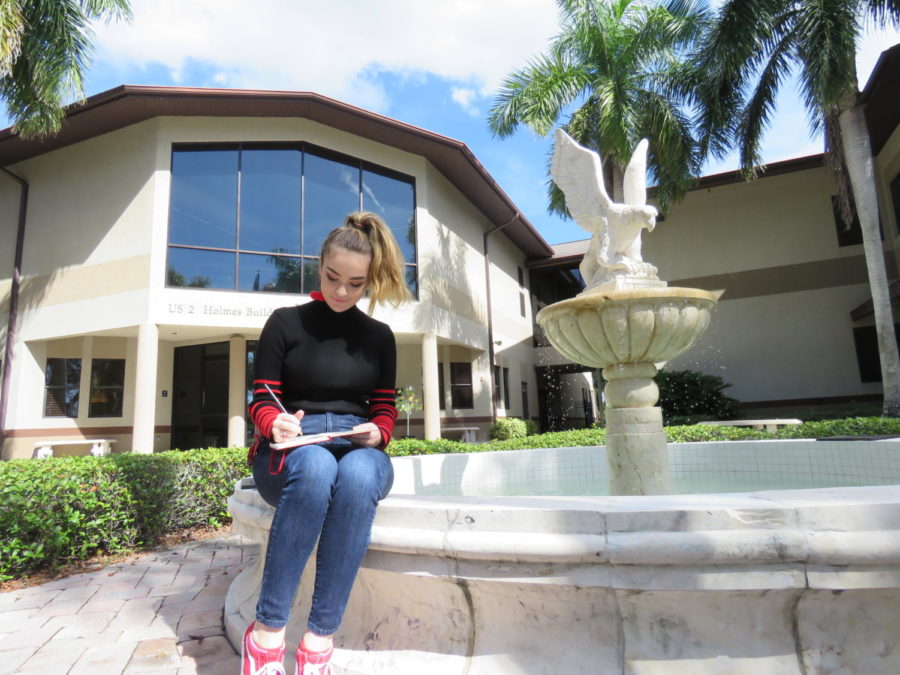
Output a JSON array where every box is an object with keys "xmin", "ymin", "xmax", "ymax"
[
  {"xmin": 858, "ymin": 25, "xmax": 900, "ymax": 85},
  {"xmin": 451, "ymin": 87, "xmax": 479, "ymax": 116},
  {"xmin": 91, "ymin": 0, "xmax": 559, "ymax": 112}
]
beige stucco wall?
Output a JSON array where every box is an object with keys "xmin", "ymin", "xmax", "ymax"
[
  {"xmin": 488, "ymin": 230, "xmax": 537, "ymax": 420},
  {"xmin": 0, "ymin": 172, "xmax": 21, "ymax": 348},
  {"xmin": 9, "ymin": 121, "xmax": 158, "ymax": 314},
  {"xmin": 641, "ymin": 163, "xmax": 887, "ymax": 405},
  {"xmin": 666, "ymin": 284, "xmax": 881, "ymax": 403},
  {"xmin": 645, "ymin": 166, "xmax": 861, "ymax": 281}
]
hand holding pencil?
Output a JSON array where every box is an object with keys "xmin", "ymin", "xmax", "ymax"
[{"xmin": 264, "ymin": 384, "xmax": 305, "ymax": 444}]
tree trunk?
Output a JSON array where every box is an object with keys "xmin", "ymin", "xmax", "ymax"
[
  {"xmin": 838, "ymin": 99, "xmax": 900, "ymax": 416},
  {"xmin": 611, "ymin": 163, "xmax": 625, "ymax": 203}
]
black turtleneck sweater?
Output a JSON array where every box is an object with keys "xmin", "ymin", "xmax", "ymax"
[{"xmin": 248, "ymin": 297, "xmax": 397, "ymax": 447}]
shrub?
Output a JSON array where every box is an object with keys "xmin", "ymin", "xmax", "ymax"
[
  {"xmin": 387, "ymin": 437, "xmax": 474, "ymax": 456},
  {"xmin": 655, "ymin": 369, "xmax": 740, "ymax": 424},
  {"xmin": 775, "ymin": 417, "xmax": 900, "ymax": 439},
  {"xmin": 490, "ymin": 417, "xmax": 530, "ymax": 440},
  {"xmin": 0, "ymin": 447, "xmax": 246, "ymax": 582}
]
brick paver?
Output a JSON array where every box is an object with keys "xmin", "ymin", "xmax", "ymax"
[{"xmin": 0, "ymin": 533, "xmax": 257, "ymax": 674}]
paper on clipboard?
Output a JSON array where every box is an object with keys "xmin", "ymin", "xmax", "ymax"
[{"xmin": 270, "ymin": 429, "xmax": 361, "ymax": 450}]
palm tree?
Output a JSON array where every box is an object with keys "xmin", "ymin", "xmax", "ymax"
[
  {"xmin": 488, "ymin": 0, "xmax": 710, "ymax": 211},
  {"xmin": 0, "ymin": 0, "xmax": 131, "ymax": 138},
  {"xmin": 693, "ymin": 1, "xmax": 900, "ymax": 415}
]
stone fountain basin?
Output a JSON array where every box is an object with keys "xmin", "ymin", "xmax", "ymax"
[
  {"xmin": 535, "ymin": 287, "xmax": 722, "ymax": 368},
  {"xmin": 226, "ymin": 441, "xmax": 900, "ymax": 674}
]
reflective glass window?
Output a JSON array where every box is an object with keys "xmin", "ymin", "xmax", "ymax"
[
  {"xmin": 44, "ymin": 357, "xmax": 81, "ymax": 418},
  {"xmin": 238, "ymin": 252, "xmax": 301, "ymax": 293},
  {"xmin": 304, "ymin": 152, "xmax": 360, "ymax": 256},
  {"xmin": 167, "ymin": 247, "xmax": 235, "ymax": 290},
  {"xmin": 302, "ymin": 259, "xmax": 321, "ymax": 294},
  {"xmin": 89, "ymin": 359, "xmax": 125, "ymax": 417},
  {"xmin": 239, "ymin": 149, "xmax": 302, "ymax": 254},
  {"xmin": 450, "ymin": 362, "xmax": 474, "ymax": 409},
  {"xmin": 169, "ymin": 149, "xmax": 238, "ymax": 248},
  {"xmin": 167, "ymin": 145, "xmax": 416, "ymax": 296},
  {"xmin": 362, "ymin": 169, "xmax": 416, "ymax": 263}
]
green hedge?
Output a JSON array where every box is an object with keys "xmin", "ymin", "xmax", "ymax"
[
  {"xmin": 0, "ymin": 447, "xmax": 246, "ymax": 582},
  {"xmin": 3, "ymin": 417, "xmax": 896, "ymax": 582},
  {"xmin": 387, "ymin": 417, "xmax": 900, "ymax": 455},
  {"xmin": 774, "ymin": 416, "xmax": 900, "ymax": 439}
]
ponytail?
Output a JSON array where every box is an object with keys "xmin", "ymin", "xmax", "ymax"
[{"xmin": 320, "ymin": 211, "xmax": 412, "ymax": 313}]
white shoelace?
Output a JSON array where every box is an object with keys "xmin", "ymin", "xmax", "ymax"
[
  {"xmin": 302, "ymin": 663, "xmax": 331, "ymax": 675},
  {"xmin": 257, "ymin": 662, "xmax": 286, "ymax": 675}
]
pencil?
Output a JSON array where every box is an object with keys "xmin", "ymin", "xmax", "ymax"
[{"xmin": 263, "ymin": 384, "xmax": 288, "ymax": 414}]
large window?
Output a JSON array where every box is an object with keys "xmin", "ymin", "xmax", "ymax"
[
  {"xmin": 89, "ymin": 359, "xmax": 125, "ymax": 417},
  {"xmin": 853, "ymin": 324, "xmax": 900, "ymax": 382},
  {"xmin": 44, "ymin": 358, "xmax": 81, "ymax": 417},
  {"xmin": 167, "ymin": 143, "xmax": 418, "ymax": 296},
  {"xmin": 450, "ymin": 362, "xmax": 474, "ymax": 409},
  {"xmin": 831, "ymin": 195, "xmax": 883, "ymax": 248}
]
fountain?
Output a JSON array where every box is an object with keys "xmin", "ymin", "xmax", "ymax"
[
  {"xmin": 225, "ymin": 131, "xmax": 900, "ymax": 673},
  {"xmin": 536, "ymin": 129, "xmax": 720, "ymax": 495}
]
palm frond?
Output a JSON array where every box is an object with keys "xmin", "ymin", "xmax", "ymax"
[
  {"xmin": 2, "ymin": 0, "xmax": 132, "ymax": 137},
  {"xmin": 634, "ymin": 89, "xmax": 699, "ymax": 209},
  {"xmin": 864, "ymin": 0, "xmax": 900, "ymax": 24},
  {"xmin": 823, "ymin": 106, "xmax": 856, "ymax": 229},
  {"xmin": 691, "ymin": 0, "xmax": 784, "ymax": 160},
  {"xmin": 795, "ymin": 0, "xmax": 860, "ymax": 108},
  {"xmin": 0, "ymin": 0, "xmax": 25, "ymax": 78},
  {"xmin": 487, "ymin": 54, "xmax": 591, "ymax": 138},
  {"xmin": 735, "ymin": 30, "xmax": 797, "ymax": 177}
]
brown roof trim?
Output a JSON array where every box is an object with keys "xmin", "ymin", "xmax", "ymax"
[
  {"xmin": 528, "ymin": 253, "xmax": 584, "ymax": 270},
  {"xmin": 862, "ymin": 43, "xmax": 900, "ymax": 156},
  {"xmin": 0, "ymin": 85, "xmax": 554, "ymax": 259},
  {"xmin": 688, "ymin": 153, "xmax": 825, "ymax": 191}
]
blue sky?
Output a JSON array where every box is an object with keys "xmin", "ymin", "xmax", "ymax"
[{"xmin": 3, "ymin": 0, "xmax": 898, "ymax": 245}]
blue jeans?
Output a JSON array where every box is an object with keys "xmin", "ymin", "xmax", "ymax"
[{"xmin": 252, "ymin": 412, "xmax": 394, "ymax": 635}]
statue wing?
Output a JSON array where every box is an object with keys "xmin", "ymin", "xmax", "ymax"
[
  {"xmin": 550, "ymin": 128, "xmax": 613, "ymax": 227},
  {"xmin": 623, "ymin": 138, "xmax": 649, "ymax": 206}
]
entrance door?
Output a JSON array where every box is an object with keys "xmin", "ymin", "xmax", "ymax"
[{"xmin": 171, "ymin": 342, "xmax": 229, "ymax": 450}]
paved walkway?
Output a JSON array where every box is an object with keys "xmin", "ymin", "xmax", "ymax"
[{"xmin": 0, "ymin": 533, "xmax": 257, "ymax": 674}]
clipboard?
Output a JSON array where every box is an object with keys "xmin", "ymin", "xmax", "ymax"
[{"xmin": 270, "ymin": 429, "xmax": 362, "ymax": 450}]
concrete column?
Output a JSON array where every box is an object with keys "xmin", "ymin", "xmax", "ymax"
[
  {"xmin": 228, "ymin": 335, "xmax": 247, "ymax": 447},
  {"xmin": 78, "ymin": 336, "xmax": 93, "ymax": 422},
  {"xmin": 132, "ymin": 322, "xmax": 158, "ymax": 454},
  {"xmin": 421, "ymin": 332, "xmax": 440, "ymax": 440}
]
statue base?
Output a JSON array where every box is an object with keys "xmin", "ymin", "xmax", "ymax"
[{"xmin": 580, "ymin": 276, "xmax": 668, "ymax": 295}]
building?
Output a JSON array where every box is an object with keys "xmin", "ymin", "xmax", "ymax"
[{"xmin": 0, "ymin": 86, "xmax": 553, "ymax": 459}]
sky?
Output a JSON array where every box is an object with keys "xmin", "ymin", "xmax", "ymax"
[{"xmin": 4, "ymin": 0, "xmax": 899, "ymax": 245}]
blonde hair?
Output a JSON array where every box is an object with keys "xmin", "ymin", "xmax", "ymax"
[{"xmin": 320, "ymin": 211, "xmax": 412, "ymax": 312}]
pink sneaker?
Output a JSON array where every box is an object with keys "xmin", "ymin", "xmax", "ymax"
[
  {"xmin": 241, "ymin": 622, "xmax": 286, "ymax": 675},
  {"xmin": 296, "ymin": 642, "xmax": 333, "ymax": 675}
]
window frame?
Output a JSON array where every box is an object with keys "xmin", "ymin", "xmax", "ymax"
[
  {"xmin": 449, "ymin": 362, "xmax": 474, "ymax": 410},
  {"xmin": 503, "ymin": 367, "xmax": 510, "ymax": 409},
  {"xmin": 166, "ymin": 141, "xmax": 419, "ymax": 298},
  {"xmin": 44, "ymin": 357, "xmax": 82, "ymax": 418},
  {"xmin": 88, "ymin": 358, "xmax": 126, "ymax": 418}
]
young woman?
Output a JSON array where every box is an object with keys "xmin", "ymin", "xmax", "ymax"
[{"xmin": 242, "ymin": 212, "xmax": 410, "ymax": 675}]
